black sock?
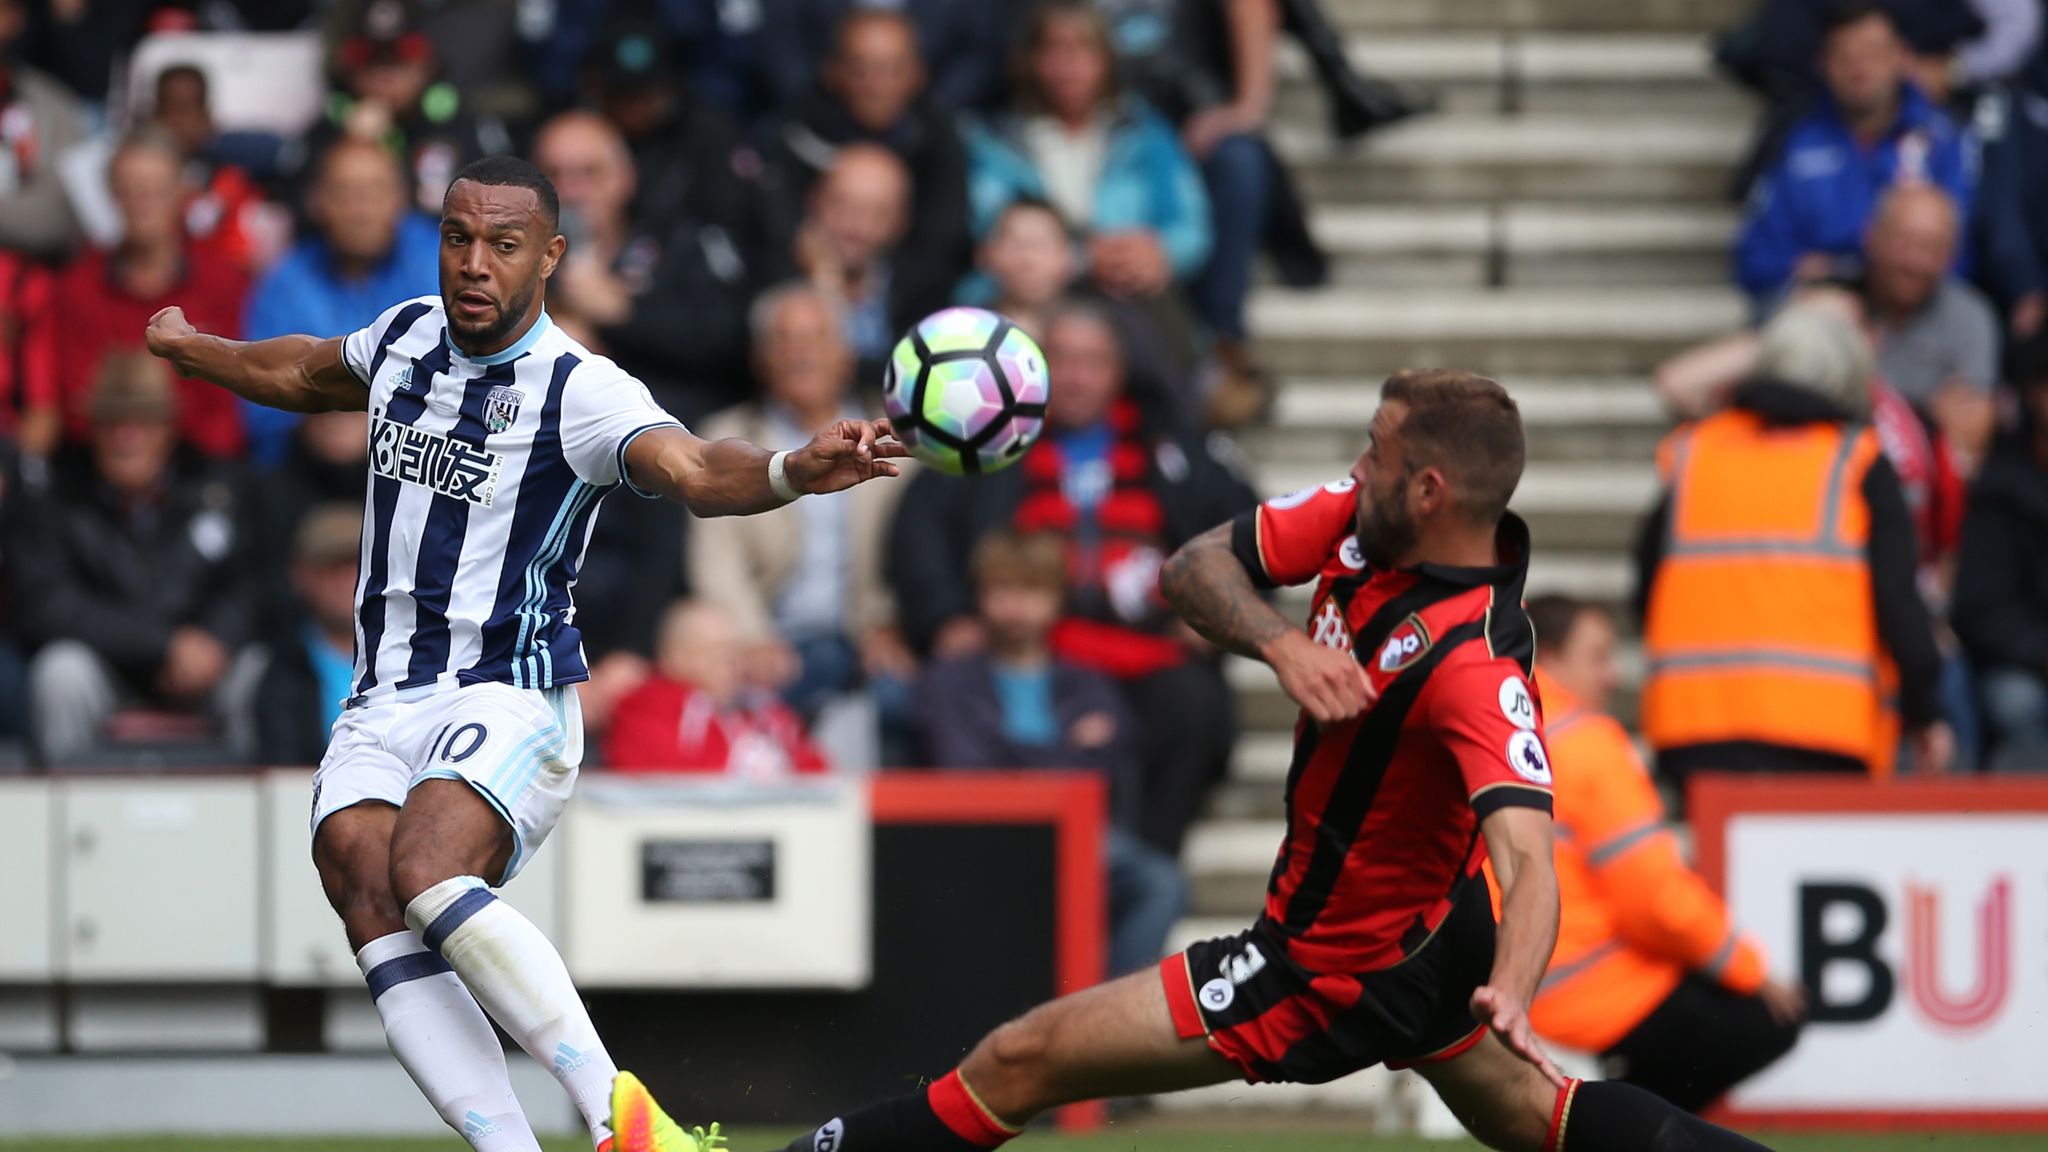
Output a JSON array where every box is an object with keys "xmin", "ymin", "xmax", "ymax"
[
  {"xmin": 1563, "ymin": 1080, "xmax": 1776, "ymax": 1151},
  {"xmin": 778, "ymin": 1072, "xmax": 1013, "ymax": 1152}
]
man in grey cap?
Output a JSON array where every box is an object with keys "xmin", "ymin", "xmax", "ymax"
[
  {"xmin": 7, "ymin": 351, "xmax": 263, "ymax": 763},
  {"xmin": 1635, "ymin": 299, "xmax": 1953, "ymax": 780}
]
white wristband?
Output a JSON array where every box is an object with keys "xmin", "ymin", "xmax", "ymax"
[{"xmin": 767, "ymin": 450, "xmax": 803, "ymax": 503}]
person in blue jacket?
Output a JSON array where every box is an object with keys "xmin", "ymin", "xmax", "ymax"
[
  {"xmin": 1734, "ymin": 1, "xmax": 1977, "ymax": 304},
  {"xmin": 962, "ymin": 0, "xmax": 1211, "ymax": 309},
  {"xmin": 240, "ymin": 138, "xmax": 439, "ymax": 468}
]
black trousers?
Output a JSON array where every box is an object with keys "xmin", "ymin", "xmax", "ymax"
[
  {"xmin": 1602, "ymin": 974, "xmax": 1804, "ymax": 1113},
  {"xmin": 1120, "ymin": 658, "xmax": 1236, "ymax": 857}
]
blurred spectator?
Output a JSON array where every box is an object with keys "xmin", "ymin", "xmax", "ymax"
[
  {"xmin": 241, "ymin": 138, "xmax": 437, "ymax": 467},
  {"xmin": 149, "ymin": 64, "xmax": 272, "ymax": 272},
  {"xmin": 253, "ymin": 411, "xmax": 369, "ymax": 625},
  {"xmin": 604, "ymin": 599, "xmax": 828, "ymax": 777},
  {"xmin": 1522, "ymin": 596, "xmax": 1804, "ymax": 1112},
  {"xmin": 777, "ymin": 143, "xmax": 951, "ymax": 388},
  {"xmin": 0, "ymin": 247, "xmax": 54, "ymax": 448},
  {"xmin": 1862, "ymin": 185, "xmax": 2000, "ymax": 466},
  {"xmin": 758, "ymin": 0, "xmax": 1015, "ymax": 114},
  {"xmin": 534, "ymin": 108, "xmax": 751, "ymax": 423},
  {"xmin": 1653, "ymin": 283, "xmax": 1977, "ymax": 767},
  {"xmin": 1097, "ymin": 0, "xmax": 1305, "ymax": 422},
  {"xmin": 300, "ymin": 0, "xmax": 507, "ymax": 217},
  {"xmin": 37, "ymin": 130, "xmax": 246, "ymax": 459},
  {"xmin": 975, "ymin": 196, "xmax": 1202, "ymax": 417},
  {"xmin": 978, "ymin": 197, "xmax": 1077, "ymax": 340},
  {"xmin": 581, "ymin": 15, "xmax": 765, "ymax": 277},
  {"xmin": 1902, "ymin": 5, "xmax": 2046, "ymax": 337},
  {"xmin": 1733, "ymin": 2, "xmax": 1975, "ymax": 303},
  {"xmin": 1954, "ymin": 332, "xmax": 2048, "ymax": 766},
  {"xmin": 1638, "ymin": 301, "xmax": 1950, "ymax": 781},
  {"xmin": 8, "ymin": 353, "xmax": 260, "ymax": 764},
  {"xmin": 917, "ymin": 530, "xmax": 1185, "ymax": 977},
  {"xmin": 254, "ymin": 503, "xmax": 361, "ymax": 766},
  {"xmin": 760, "ymin": 9, "xmax": 973, "ymax": 318},
  {"xmin": 526, "ymin": 1, "xmax": 767, "ymax": 120},
  {"xmin": 0, "ymin": 0, "xmax": 85, "ymax": 259},
  {"xmin": 692, "ymin": 283, "xmax": 914, "ymax": 723},
  {"xmin": 967, "ymin": 0, "xmax": 1211, "ymax": 311},
  {"xmin": 888, "ymin": 299, "xmax": 1255, "ymax": 854},
  {"xmin": 327, "ymin": 0, "xmax": 531, "ymax": 125}
]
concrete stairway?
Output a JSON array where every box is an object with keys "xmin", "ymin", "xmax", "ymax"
[{"xmin": 1175, "ymin": 0, "xmax": 1754, "ymax": 1046}]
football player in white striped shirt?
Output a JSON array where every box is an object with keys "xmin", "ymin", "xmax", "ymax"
[{"xmin": 146, "ymin": 157, "xmax": 906, "ymax": 1152}]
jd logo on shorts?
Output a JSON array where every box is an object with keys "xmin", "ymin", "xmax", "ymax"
[
  {"xmin": 1201, "ymin": 941, "xmax": 1271, "ymax": 1012},
  {"xmin": 815, "ymin": 1118, "xmax": 845, "ymax": 1152}
]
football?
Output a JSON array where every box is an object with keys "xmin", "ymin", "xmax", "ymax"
[{"xmin": 881, "ymin": 306, "xmax": 1049, "ymax": 476}]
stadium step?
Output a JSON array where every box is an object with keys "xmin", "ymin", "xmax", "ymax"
[
  {"xmin": 1291, "ymin": 203, "xmax": 1740, "ymax": 289},
  {"xmin": 1277, "ymin": 32, "xmax": 1750, "ymax": 118},
  {"xmin": 1274, "ymin": 114, "xmax": 1745, "ymax": 204},
  {"xmin": 1327, "ymin": 0, "xmax": 1754, "ymax": 34},
  {"xmin": 1247, "ymin": 285, "xmax": 1745, "ymax": 376}
]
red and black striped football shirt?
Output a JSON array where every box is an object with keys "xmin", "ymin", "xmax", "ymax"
[{"xmin": 1230, "ymin": 479, "xmax": 1555, "ymax": 974}]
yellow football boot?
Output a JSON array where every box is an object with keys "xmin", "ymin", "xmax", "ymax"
[{"xmin": 608, "ymin": 1069, "xmax": 725, "ymax": 1152}]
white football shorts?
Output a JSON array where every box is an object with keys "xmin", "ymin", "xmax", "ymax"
[{"xmin": 310, "ymin": 681, "xmax": 583, "ymax": 883}]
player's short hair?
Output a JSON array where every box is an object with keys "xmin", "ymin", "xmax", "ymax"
[
  {"xmin": 1527, "ymin": 594, "xmax": 1605, "ymax": 662},
  {"xmin": 1379, "ymin": 369, "xmax": 1524, "ymax": 525},
  {"xmin": 1822, "ymin": 0, "xmax": 1894, "ymax": 37},
  {"xmin": 972, "ymin": 531, "xmax": 1066, "ymax": 596},
  {"xmin": 446, "ymin": 155, "xmax": 560, "ymax": 233}
]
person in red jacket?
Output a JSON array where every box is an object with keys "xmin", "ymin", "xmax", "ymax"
[
  {"xmin": 32, "ymin": 129, "xmax": 246, "ymax": 458},
  {"xmin": 604, "ymin": 599, "xmax": 829, "ymax": 778}
]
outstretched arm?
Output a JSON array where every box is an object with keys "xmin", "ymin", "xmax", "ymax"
[
  {"xmin": 1160, "ymin": 523, "xmax": 1373, "ymax": 723},
  {"xmin": 623, "ymin": 418, "xmax": 908, "ymax": 519},
  {"xmin": 1472, "ymin": 804, "xmax": 1567, "ymax": 1088},
  {"xmin": 144, "ymin": 306, "xmax": 367, "ymax": 413}
]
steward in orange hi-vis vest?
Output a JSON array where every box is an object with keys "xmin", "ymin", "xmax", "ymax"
[
  {"xmin": 1529, "ymin": 671, "xmax": 1767, "ymax": 1052},
  {"xmin": 1513, "ymin": 598, "xmax": 1804, "ymax": 1113},
  {"xmin": 1636, "ymin": 379, "xmax": 1945, "ymax": 781}
]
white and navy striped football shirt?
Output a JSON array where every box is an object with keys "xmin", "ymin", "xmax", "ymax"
[{"xmin": 340, "ymin": 296, "xmax": 679, "ymax": 702}]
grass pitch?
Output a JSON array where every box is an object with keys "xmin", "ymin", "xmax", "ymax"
[{"xmin": 0, "ymin": 1131, "xmax": 2033, "ymax": 1151}]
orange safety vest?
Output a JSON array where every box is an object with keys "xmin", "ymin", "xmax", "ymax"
[
  {"xmin": 1640, "ymin": 409, "xmax": 1898, "ymax": 777},
  {"xmin": 1524, "ymin": 671, "xmax": 1768, "ymax": 1054}
]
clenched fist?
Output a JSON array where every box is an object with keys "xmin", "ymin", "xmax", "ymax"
[{"xmin": 145, "ymin": 306, "xmax": 198, "ymax": 360}]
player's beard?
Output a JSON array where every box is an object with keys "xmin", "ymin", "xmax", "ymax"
[
  {"xmin": 1355, "ymin": 469, "xmax": 1419, "ymax": 571},
  {"xmin": 447, "ymin": 278, "xmax": 540, "ymax": 352}
]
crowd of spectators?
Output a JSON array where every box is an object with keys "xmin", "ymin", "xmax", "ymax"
[
  {"xmin": 0, "ymin": 0, "xmax": 1431, "ymax": 968},
  {"xmin": 1648, "ymin": 0, "xmax": 2048, "ymax": 777}
]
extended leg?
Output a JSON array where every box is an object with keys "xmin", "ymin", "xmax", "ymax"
[
  {"xmin": 1419, "ymin": 1032, "xmax": 1778, "ymax": 1152},
  {"xmin": 314, "ymin": 803, "xmax": 542, "ymax": 1152},
  {"xmin": 391, "ymin": 778, "xmax": 621, "ymax": 1148},
  {"xmin": 776, "ymin": 967, "xmax": 1241, "ymax": 1152}
]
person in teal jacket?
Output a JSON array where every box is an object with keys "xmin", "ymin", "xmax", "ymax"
[{"xmin": 962, "ymin": 0, "xmax": 1211, "ymax": 306}]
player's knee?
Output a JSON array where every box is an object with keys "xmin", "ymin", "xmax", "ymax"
[
  {"xmin": 963, "ymin": 1013, "xmax": 1058, "ymax": 1116},
  {"xmin": 387, "ymin": 848, "xmax": 458, "ymax": 910}
]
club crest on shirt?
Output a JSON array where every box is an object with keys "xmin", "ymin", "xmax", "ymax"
[
  {"xmin": 1377, "ymin": 613, "xmax": 1432, "ymax": 672},
  {"xmin": 484, "ymin": 386, "xmax": 523, "ymax": 434}
]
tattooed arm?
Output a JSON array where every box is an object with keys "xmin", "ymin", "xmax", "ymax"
[{"xmin": 1161, "ymin": 524, "xmax": 1375, "ymax": 723}]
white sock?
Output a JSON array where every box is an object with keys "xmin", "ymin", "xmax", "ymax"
[
  {"xmin": 358, "ymin": 931, "xmax": 543, "ymax": 1152},
  {"xmin": 409, "ymin": 876, "xmax": 620, "ymax": 1148}
]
